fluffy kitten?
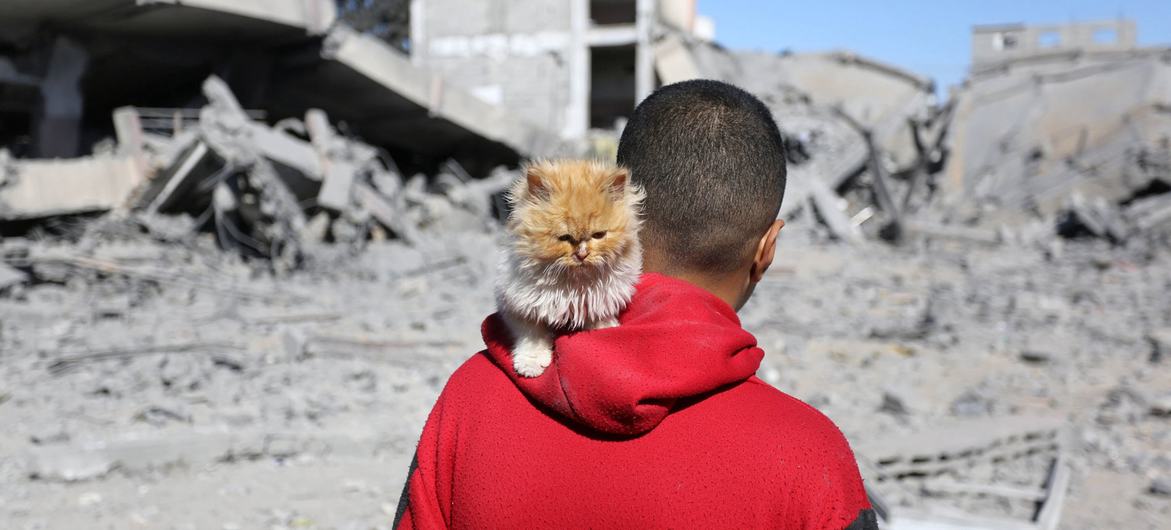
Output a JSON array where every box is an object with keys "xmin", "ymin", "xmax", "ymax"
[{"xmin": 496, "ymin": 159, "xmax": 645, "ymax": 377}]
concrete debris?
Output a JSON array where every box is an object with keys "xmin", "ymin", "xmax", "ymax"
[
  {"xmin": 0, "ymin": 261, "xmax": 27, "ymax": 290},
  {"xmin": 1149, "ymin": 328, "xmax": 1171, "ymax": 363},
  {"xmin": 859, "ymin": 417, "xmax": 1069, "ymax": 529},
  {"xmin": 112, "ymin": 75, "xmax": 518, "ymax": 268},
  {"xmin": 660, "ymin": 36, "xmax": 945, "ymax": 242},
  {"xmin": 1149, "ymin": 394, "xmax": 1171, "ymax": 418},
  {"xmin": 1150, "ymin": 477, "xmax": 1171, "ymax": 497},
  {"xmin": 0, "ymin": 66, "xmax": 524, "ymax": 269},
  {"xmin": 0, "ymin": 154, "xmax": 145, "ymax": 220},
  {"xmin": 643, "ymin": 19, "xmax": 1171, "ymax": 248},
  {"xmin": 935, "ymin": 20, "xmax": 1171, "ymax": 247}
]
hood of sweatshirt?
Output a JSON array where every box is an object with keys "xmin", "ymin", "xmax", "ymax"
[{"xmin": 482, "ymin": 272, "xmax": 764, "ymax": 437}]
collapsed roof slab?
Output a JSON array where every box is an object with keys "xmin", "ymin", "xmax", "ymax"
[
  {"xmin": 0, "ymin": 0, "xmax": 338, "ymax": 157},
  {"xmin": 267, "ymin": 26, "xmax": 562, "ymax": 170},
  {"xmin": 0, "ymin": 0, "xmax": 335, "ymax": 43},
  {"xmin": 1, "ymin": 2, "xmax": 556, "ymax": 170}
]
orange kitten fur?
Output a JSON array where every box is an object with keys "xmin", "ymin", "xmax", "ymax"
[{"xmin": 496, "ymin": 159, "xmax": 645, "ymax": 377}]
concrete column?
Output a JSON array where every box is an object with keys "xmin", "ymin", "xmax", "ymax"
[
  {"xmin": 409, "ymin": 0, "xmax": 426, "ymax": 65},
  {"xmin": 36, "ymin": 37, "xmax": 87, "ymax": 158},
  {"xmin": 634, "ymin": 0, "xmax": 655, "ymax": 104},
  {"xmin": 563, "ymin": 0, "xmax": 589, "ymax": 140}
]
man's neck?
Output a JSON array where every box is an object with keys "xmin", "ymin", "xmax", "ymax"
[
  {"xmin": 657, "ymin": 270, "xmax": 744, "ymax": 310},
  {"xmin": 643, "ymin": 252, "xmax": 746, "ymax": 310}
]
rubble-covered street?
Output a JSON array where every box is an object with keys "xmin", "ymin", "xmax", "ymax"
[
  {"xmin": 2, "ymin": 222, "xmax": 1170, "ymax": 529},
  {"xmin": 2, "ymin": 1, "xmax": 1171, "ymax": 529}
]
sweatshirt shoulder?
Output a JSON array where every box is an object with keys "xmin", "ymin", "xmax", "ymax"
[
  {"xmin": 433, "ymin": 351, "xmax": 514, "ymax": 408},
  {"xmin": 727, "ymin": 378, "xmax": 872, "ymax": 522},
  {"xmin": 733, "ymin": 377, "xmax": 858, "ymax": 455}
]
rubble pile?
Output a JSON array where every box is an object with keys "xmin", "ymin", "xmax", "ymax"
[
  {"xmin": 659, "ymin": 26, "xmax": 1171, "ymax": 252},
  {"xmin": 2, "ymin": 222, "xmax": 1170, "ymax": 528},
  {"xmin": 0, "ymin": 226, "xmax": 499, "ymax": 529},
  {"xmin": 124, "ymin": 75, "xmax": 513, "ymax": 270},
  {"xmin": 664, "ymin": 38, "xmax": 952, "ymax": 243},
  {"xmin": 934, "ymin": 34, "xmax": 1171, "ymax": 250},
  {"xmin": 740, "ymin": 230, "xmax": 1171, "ymax": 528},
  {"xmin": 3, "ymin": 75, "xmax": 515, "ymax": 271}
]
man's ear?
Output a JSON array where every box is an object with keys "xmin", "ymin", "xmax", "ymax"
[{"xmin": 750, "ymin": 219, "xmax": 785, "ymax": 283}]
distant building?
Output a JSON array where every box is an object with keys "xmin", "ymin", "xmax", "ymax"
[{"xmin": 970, "ymin": 19, "xmax": 1138, "ymax": 74}]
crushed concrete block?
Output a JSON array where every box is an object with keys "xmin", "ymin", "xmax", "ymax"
[
  {"xmin": 1019, "ymin": 333, "xmax": 1066, "ymax": 364},
  {"xmin": 1149, "ymin": 394, "xmax": 1171, "ymax": 417},
  {"xmin": 1097, "ymin": 386, "xmax": 1148, "ymax": 425},
  {"xmin": 879, "ymin": 391, "xmax": 910, "ymax": 416},
  {"xmin": 275, "ymin": 327, "xmax": 307, "ymax": 363},
  {"xmin": 1149, "ymin": 477, "xmax": 1171, "ymax": 497},
  {"xmin": 1148, "ymin": 328, "xmax": 1171, "ymax": 363},
  {"xmin": 263, "ymin": 434, "xmax": 301, "ymax": 459},
  {"xmin": 1020, "ymin": 348, "xmax": 1054, "ymax": 364},
  {"xmin": 0, "ymin": 262, "xmax": 28, "ymax": 289},
  {"xmin": 950, "ymin": 390, "xmax": 995, "ymax": 417},
  {"xmin": 317, "ymin": 159, "xmax": 358, "ymax": 211},
  {"xmin": 28, "ymin": 450, "xmax": 115, "ymax": 482}
]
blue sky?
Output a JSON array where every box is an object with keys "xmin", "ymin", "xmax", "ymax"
[{"xmin": 700, "ymin": 1, "xmax": 1171, "ymax": 96}]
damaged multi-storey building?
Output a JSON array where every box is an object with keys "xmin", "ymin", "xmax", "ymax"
[
  {"xmin": 0, "ymin": 0, "xmax": 552, "ymax": 164},
  {"xmin": 0, "ymin": 0, "xmax": 569, "ymax": 265},
  {"xmin": 941, "ymin": 19, "xmax": 1171, "ymax": 242},
  {"xmin": 411, "ymin": 0, "xmax": 712, "ymax": 140}
]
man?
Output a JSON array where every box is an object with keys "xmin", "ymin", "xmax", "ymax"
[{"xmin": 394, "ymin": 80, "xmax": 876, "ymax": 529}]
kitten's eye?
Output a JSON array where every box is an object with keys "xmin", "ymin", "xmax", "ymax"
[
  {"xmin": 591, "ymin": 231, "xmax": 606, "ymax": 240},
  {"xmin": 558, "ymin": 234, "xmax": 573, "ymax": 242}
]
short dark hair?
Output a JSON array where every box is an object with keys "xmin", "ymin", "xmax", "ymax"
[{"xmin": 617, "ymin": 79, "xmax": 786, "ymax": 273}]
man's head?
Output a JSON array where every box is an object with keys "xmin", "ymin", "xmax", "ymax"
[{"xmin": 617, "ymin": 79, "xmax": 786, "ymax": 310}]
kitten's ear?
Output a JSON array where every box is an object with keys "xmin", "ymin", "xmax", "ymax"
[
  {"xmin": 525, "ymin": 167, "xmax": 549, "ymax": 201},
  {"xmin": 607, "ymin": 167, "xmax": 629, "ymax": 197}
]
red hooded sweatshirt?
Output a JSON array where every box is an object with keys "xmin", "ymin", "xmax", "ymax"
[{"xmin": 394, "ymin": 273, "xmax": 874, "ymax": 529}]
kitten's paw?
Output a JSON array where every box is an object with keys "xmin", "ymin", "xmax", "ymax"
[
  {"xmin": 512, "ymin": 344, "xmax": 552, "ymax": 378},
  {"xmin": 593, "ymin": 317, "xmax": 620, "ymax": 330}
]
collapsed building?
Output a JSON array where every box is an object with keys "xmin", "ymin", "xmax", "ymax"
[
  {"xmin": 653, "ymin": 34, "xmax": 945, "ymax": 242},
  {"xmin": 411, "ymin": 0, "xmax": 714, "ymax": 140},
  {"xmin": 940, "ymin": 20, "xmax": 1171, "ymax": 245},
  {"xmin": 2, "ymin": 4, "xmax": 1168, "ymax": 253},
  {"xmin": 0, "ymin": 0, "xmax": 567, "ymax": 266}
]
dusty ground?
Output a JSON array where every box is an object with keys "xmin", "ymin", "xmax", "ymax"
[{"xmin": 1, "ymin": 216, "xmax": 1169, "ymax": 529}]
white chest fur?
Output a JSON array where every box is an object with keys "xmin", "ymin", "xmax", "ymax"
[{"xmin": 495, "ymin": 237, "xmax": 642, "ymax": 330}]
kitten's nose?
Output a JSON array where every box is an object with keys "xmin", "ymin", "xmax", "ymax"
[{"xmin": 574, "ymin": 243, "xmax": 589, "ymax": 261}]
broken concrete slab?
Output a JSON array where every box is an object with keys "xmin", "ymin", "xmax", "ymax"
[
  {"xmin": 1149, "ymin": 477, "xmax": 1171, "ymax": 497},
  {"xmin": 135, "ymin": 141, "xmax": 227, "ymax": 214},
  {"xmin": 1126, "ymin": 193, "xmax": 1171, "ymax": 234},
  {"xmin": 0, "ymin": 1, "xmax": 337, "ymax": 41},
  {"xmin": 317, "ymin": 159, "xmax": 358, "ymax": 212},
  {"xmin": 0, "ymin": 154, "xmax": 145, "ymax": 220},
  {"xmin": 1149, "ymin": 393, "xmax": 1171, "ymax": 417},
  {"xmin": 267, "ymin": 24, "xmax": 563, "ymax": 167},
  {"xmin": 807, "ymin": 177, "xmax": 862, "ymax": 243},
  {"xmin": 0, "ymin": 262, "xmax": 27, "ymax": 289},
  {"xmin": 859, "ymin": 416, "xmax": 1068, "ymax": 529}
]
